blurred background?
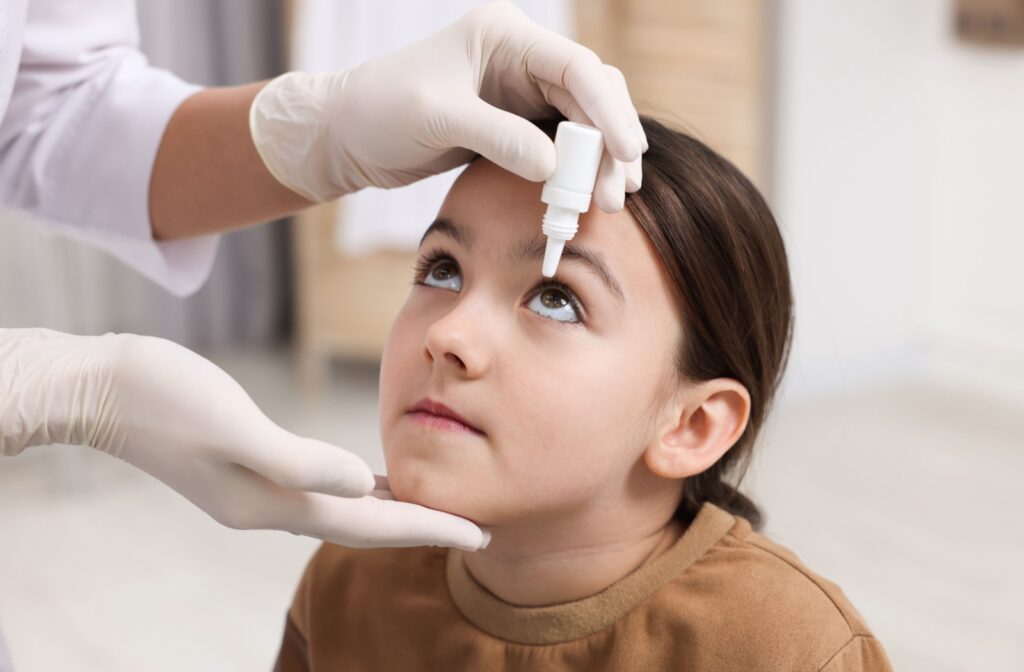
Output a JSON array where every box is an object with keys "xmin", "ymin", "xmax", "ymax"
[{"xmin": 1, "ymin": 0, "xmax": 1023, "ymax": 670}]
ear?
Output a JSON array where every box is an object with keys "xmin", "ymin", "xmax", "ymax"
[{"xmin": 643, "ymin": 379, "xmax": 751, "ymax": 480}]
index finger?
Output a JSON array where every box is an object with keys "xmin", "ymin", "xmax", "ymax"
[{"xmin": 522, "ymin": 31, "xmax": 641, "ymax": 162}]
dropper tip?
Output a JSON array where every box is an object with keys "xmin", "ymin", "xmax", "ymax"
[{"xmin": 542, "ymin": 238, "xmax": 565, "ymax": 277}]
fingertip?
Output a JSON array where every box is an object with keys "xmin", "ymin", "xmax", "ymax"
[
  {"xmin": 593, "ymin": 153, "xmax": 626, "ymax": 213},
  {"xmin": 439, "ymin": 516, "xmax": 490, "ymax": 552},
  {"xmin": 608, "ymin": 135, "xmax": 641, "ymax": 163},
  {"xmin": 519, "ymin": 135, "xmax": 557, "ymax": 182},
  {"xmin": 492, "ymin": 118, "xmax": 555, "ymax": 182},
  {"xmin": 359, "ymin": 466, "xmax": 377, "ymax": 494},
  {"xmin": 606, "ymin": 182, "xmax": 627, "ymax": 212},
  {"xmin": 312, "ymin": 441, "xmax": 375, "ymax": 496},
  {"xmin": 595, "ymin": 191, "xmax": 625, "ymax": 214},
  {"xmin": 635, "ymin": 115, "xmax": 649, "ymax": 154},
  {"xmin": 335, "ymin": 463, "xmax": 376, "ymax": 497},
  {"xmin": 625, "ymin": 159, "xmax": 643, "ymax": 193},
  {"xmin": 453, "ymin": 525, "xmax": 491, "ymax": 552}
]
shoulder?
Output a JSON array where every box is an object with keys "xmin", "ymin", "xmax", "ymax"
[
  {"xmin": 721, "ymin": 515, "xmax": 875, "ymax": 636},
  {"xmin": 656, "ymin": 506, "xmax": 892, "ymax": 671}
]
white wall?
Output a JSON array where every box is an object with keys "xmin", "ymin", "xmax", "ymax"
[
  {"xmin": 774, "ymin": 0, "xmax": 1024, "ymax": 399},
  {"xmin": 919, "ymin": 4, "xmax": 1024, "ymax": 392}
]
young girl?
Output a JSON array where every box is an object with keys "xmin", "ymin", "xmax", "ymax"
[{"xmin": 274, "ymin": 117, "xmax": 892, "ymax": 671}]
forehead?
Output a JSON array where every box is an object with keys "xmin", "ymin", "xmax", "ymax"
[{"xmin": 436, "ymin": 159, "xmax": 659, "ymax": 288}]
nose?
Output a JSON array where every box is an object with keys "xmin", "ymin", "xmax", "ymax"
[{"xmin": 422, "ymin": 299, "xmax": 492, "ymax": 379}]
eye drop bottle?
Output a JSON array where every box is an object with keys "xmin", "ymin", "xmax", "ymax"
[{"xmin": 541, "ymin": 121, "xmax": 604, "ymax": 277}]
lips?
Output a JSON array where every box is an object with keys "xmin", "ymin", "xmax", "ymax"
[{"xmin": 407, "ymin": 397, "xmax": 484, "ymax": 435}]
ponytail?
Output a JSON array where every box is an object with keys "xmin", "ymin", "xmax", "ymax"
[{"xmin": 675, "ymin": 475, "xmax": 763, "ymax": 531}]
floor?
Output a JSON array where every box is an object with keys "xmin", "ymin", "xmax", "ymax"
[
  {"xmin": 748, "ymin": 376, "xmax": 1024, "ymax": 671},
  {"xmin": 0, "ymin": 346, "xmax": 1021, "ymax": 671}
]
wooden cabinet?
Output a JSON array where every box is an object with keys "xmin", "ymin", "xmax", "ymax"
[{"xmin": 579, "ymin": 0, "xmax": 772, "ymax": 188}]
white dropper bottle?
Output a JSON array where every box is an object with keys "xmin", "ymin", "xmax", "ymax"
[{"xmin": 541, "ymin": 121, "xmax": 605, "ymax": 277}]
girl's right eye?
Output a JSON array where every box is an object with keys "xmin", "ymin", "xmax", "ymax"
[{"xmin": 413, "ymin": 253, "xmax": 462, "ymax": 292}]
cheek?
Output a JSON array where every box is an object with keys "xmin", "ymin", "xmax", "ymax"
[
  {"xmin": 379, "ymin": 305, "xmax": 425, "ymax": 425},
  {"xmin": 376, "ymin": 327, "xmax": 411, "ymax": 430},
  {"xmin": 380, "ymin": 312, "xmax": 428, "ymax": 482},
  {"xmin": 497, "ymin": 339, "xmax": 659, "ymax": 501}
]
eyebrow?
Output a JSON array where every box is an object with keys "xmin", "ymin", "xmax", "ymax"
[
  {"xmin": 419, "ymin": 217, "xmax": 474, "ymax": 250},
  {"xmin": 418, "ymin": 217, "xmax": 625, "ymax": 303}
]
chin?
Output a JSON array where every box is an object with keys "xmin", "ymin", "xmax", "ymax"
[
  {"xmin": 388, "ymin": 460, "xmax": 468, "ymax": 515},
  {"xmin": 385, "ymin": 459, "xmax": 498, "ymax": 525}
]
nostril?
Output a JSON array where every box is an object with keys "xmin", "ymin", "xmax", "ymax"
[{"xmin": 445, "ymin": 352, "xmax": 466, "ymax": 369}]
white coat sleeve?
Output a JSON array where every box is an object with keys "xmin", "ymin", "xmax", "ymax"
[{"xmin": 0, "ymin": 0, "xmax": 219, "ymax": 297}]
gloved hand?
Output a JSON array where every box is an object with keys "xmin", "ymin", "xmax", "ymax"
[
  {"xmin": 0, "ymin": 329, "xmax": 488, "ymax": 551},
  {"xmin": 250, "ymin": 0, "xmax": 647, "ymax": 212}
]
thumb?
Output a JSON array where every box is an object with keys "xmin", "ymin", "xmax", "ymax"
[
  {"xmin": 235, "ymin": 427, "xmax": 376, "ymax": 498},
  {"xmin": 448, "ymin": 98, "xmax": 556, "ymax": 182}
]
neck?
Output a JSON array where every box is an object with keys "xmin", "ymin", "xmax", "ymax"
[{"xmin": 463, "ymin": 491, "xmax": 683, "ymax": 607}]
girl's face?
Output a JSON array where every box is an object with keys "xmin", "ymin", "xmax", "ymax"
[{"xmin": 379, "ymin": 159, "xmax": 685, "ymax": 526}]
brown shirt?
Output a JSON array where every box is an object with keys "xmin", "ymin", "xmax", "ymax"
[{"xmin": 275, "ymin": 503, "xmax": 892, "ymax": 671}]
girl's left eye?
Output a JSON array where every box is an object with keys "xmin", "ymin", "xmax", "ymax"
[{"xmin": 527, "ymin": 285, "xmax": 583, "ymax": 325}]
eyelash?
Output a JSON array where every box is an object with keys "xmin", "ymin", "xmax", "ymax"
[
  {"xmin": 411, "ymin": 246, "xmax": 587, "ymax": 327},
  {"xmin": 411, "ymin": 247, "xmax": 450, "ymax": 285}
]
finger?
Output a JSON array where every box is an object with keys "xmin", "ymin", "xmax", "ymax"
[
  {"xmin": 593, "ymin": 150, "xmax": 626, "ymax": 213},
  {"xmin": 448, "ymin": 97, "xmax": 556, "ymax": 182},
  {"xmin": 540, "ymin": 82, "xmax": 593, "ymax": 126},
  {"xmin": 603, "ymin": 65, "xmax": 648, "ymax": 154},
  {"xmin": 523, "ymin": 32, "xmax": 640, "ymax": 162},
  {"xmin": 233, "ymin": 427, "xmax": 375, "ymax": 498},
  {"xmin": 543, "ymin": 79, "xmax": 644, "ymax": 193},
  {"xmin": 273, "ymin": 491, "xmax": 491, "ymax": 551},
  {"xmin": 625, "ymin": 156, "xmax": 642, "ymax": 193},
  {"xmin": 601, "ymin": 66, "xmax": 646, "ymax": 195}
]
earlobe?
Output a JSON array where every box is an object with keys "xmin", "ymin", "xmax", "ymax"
[{"xmin": 643, "ymin": 380, "xmax": 751, "ymax": 480}]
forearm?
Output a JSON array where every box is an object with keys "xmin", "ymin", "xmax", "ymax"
[{"xmin": 149, "ymin": 82, "xmax": 314, "ymax": 240}]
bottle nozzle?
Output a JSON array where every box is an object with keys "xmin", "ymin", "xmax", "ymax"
[{"xmin": 542, "ymin": 237, "xmax": 566, "ymax": 277}]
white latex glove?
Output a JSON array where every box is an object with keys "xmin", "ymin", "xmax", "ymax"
[
  {"xmin": 250, "ymin": 0, "xmax": 647, "ymax": 212},
  {"xmin": 0, "ymin": 329, "xmax": 488, "ymax": 551}
]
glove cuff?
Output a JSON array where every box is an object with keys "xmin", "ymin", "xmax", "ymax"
[{"xmin": 249, "ymin": 71, "xmax": 360, "ymax": 202}]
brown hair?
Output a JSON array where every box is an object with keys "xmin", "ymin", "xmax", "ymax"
[{"xmin": 623, "ymin": 116, "xmax": 793, "ymax": 530}]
